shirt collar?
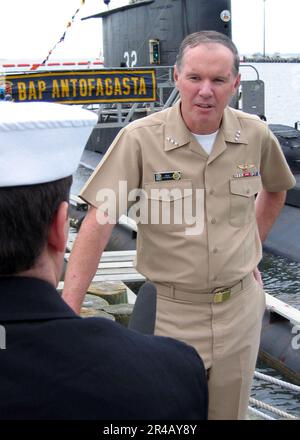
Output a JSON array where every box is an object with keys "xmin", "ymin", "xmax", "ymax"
[
  {"xmin": 164, "ymin": 102, "xmax": 248, "ymax": 151},
  {"xmin": 164, "ymin": 100, "xmax": 191, "ymax": 151},
  {"xmin": 220, "ymin": 106, "xmax": 248, "ymax": 144}
]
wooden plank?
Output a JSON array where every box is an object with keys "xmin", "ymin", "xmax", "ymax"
[
  {"xmin": 99, "ymin": 256, "xmax": 135, "ymax": 264},
  {"xmin": 102, "ymin": 250, "xmax": 136, "ymax": 259},
  {"xmin": 93, "ymin": 273, "xmax": 145, "ymax": 282},
  {"xmin": 64, "ymin": 250, "xmax": 136, "ymax": 262},
  {"xmin": 96, "ymin": 268, "xmax": 141, "ymax": 276},
  {"xmin": 100, "ymin": 255, "xmax": 136, "ymax": 262},
  {"xmin": 265, "ymin": 292, "xmax": 300, "ymax": 325},
  {"xmin": 98, "ymin": 262, "xmax": 135, "ymax": 269},
  {"xmin": 62, "ymin": 248, "xmax": 142, "ymax": 291}
]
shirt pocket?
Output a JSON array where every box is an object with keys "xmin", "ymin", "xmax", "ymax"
[
  {"xmin": 143, "ymin": 179, "xmax": 193, "ymax": 231},
  {"xmin": 229, "ymin": 176, "xmax": 262, "ymax": 227}
]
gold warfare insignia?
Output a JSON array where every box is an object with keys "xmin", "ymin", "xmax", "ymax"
[{"xmin": 237, "ymin": 164, "xmax": 255, "ymax": 172}]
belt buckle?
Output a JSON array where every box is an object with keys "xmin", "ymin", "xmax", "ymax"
[{"xmin": 213, "ymin": 287, "xmax": 231, "ymax": 303}]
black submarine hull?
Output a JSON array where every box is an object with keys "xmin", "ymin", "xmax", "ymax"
[
  {"xmin": 260, "ymin": 308, "xmax": 300, "ymax": 385},
  {"xmin": 264, "ymin": 125, "xmax": 300, "ymax": 262},
  {"xmin": 84, "ymin": 0, "xmax": 232, "ymax": 68}
]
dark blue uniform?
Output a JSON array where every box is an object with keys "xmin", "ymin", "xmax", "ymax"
[{"xmin": 0, "ymin": 277, "xmax": 207, "ymax": 420}]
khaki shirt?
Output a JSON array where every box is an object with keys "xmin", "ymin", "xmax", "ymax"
[{"xmin": 80, "ymin": 101, "xmax": 296, "ymax": 291}]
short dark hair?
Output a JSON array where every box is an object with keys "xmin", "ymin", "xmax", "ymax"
[
  {"xmin": 0, "ymin": 176, "xmax": 72, "ymax": 275},
  {"xmin": 176, "ymin": 31, "xmax": 240, "ymax": 76}
]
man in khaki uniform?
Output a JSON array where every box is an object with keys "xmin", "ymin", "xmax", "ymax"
[{"xmin": 63, "ymin": 31, "xmax": 296, "ymax": 419}]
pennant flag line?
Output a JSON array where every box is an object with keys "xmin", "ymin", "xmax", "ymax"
[{"xmin": 41, "ymin": 0, "xmax": 86, "ymax": 65}]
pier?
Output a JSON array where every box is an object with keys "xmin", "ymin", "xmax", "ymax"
[{"xmin": 242, "ymin": 56, "xmax": 300, "ymax": 63}]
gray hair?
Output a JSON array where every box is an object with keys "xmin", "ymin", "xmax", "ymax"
[{"xmin": 176, "ymin": 31, "xmax": 240, "ymax": 76}]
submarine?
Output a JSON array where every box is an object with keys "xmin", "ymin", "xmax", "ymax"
[{"xmin": 82, "ymin": 0, "xmax": 232, "ymax": 153}]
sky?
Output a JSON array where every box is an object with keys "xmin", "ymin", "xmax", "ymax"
[{"xmin": 1, "ymin": 0, "xmax": 300, "ymax": 62}]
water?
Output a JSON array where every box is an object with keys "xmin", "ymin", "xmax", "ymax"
[
  {"xmin": 240, "ymin": 62, "xmax": 300, "ymax": 126},
  {"xmin": 244, "ymin": 64, "xmax": 300, "ymax": 419},
  {"xmin": 252, "ymin": 360, "xmax": 300, "ymax": 419},
  {"xmin": 72, "ymin": 63, "xmax": 300, "ymax": 418},
  {"xmin": 261, "ymin": 253, "xmax": 300, "ymax": 309},
  {"xmin": 261, "ymin": 64, "xmax": 300, "ymax": 127},
  {"xmin": 253, "ymin": 253, "xmax": 300, "ymax": 418}
]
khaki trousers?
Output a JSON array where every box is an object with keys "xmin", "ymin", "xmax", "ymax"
[{"xmin": 154, "ymin": 275, "xmax": 266, "ymax": 420}]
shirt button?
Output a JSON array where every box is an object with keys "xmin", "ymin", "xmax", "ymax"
[
  {"xmin": 213, "ymin": 248, "xmax": 218, "ymax": 254},
  {"xmin": 246, "ymin": 189, "xmax": 250, "ymax": 195},
  {"xmin": 209, "ymin": 189, "xmax": 215, "ymax": 195},
  {"xmin": 211, "ymin": 218, "xmax": 217, "ymax": 224}
]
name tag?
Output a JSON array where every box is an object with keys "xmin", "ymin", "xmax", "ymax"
[{"xmin": 155, "ymin": 171, "xmax": 181, "ymax": 182}]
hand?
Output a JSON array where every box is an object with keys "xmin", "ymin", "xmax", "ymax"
[{"xmin": 253, "ymin": 266, "xmax": 263, "ymax": 287}]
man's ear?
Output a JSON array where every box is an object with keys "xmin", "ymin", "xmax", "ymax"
[
  {"xmin": 233, "ymin": 73, "xmax": 241, "ymax": 94},
  {"xmin": 48, "ymin": 201, "xmax": 69, "ymax": 253},
  {"xmin": 174, "ymin": 64, "xmax": 179, "ymax": 83}
]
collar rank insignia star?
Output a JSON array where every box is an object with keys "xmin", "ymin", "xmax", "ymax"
[
  {"xmin": 166, "ymin": 137, "xmax": 179, "ymax": 146},
  {"xmin": 155, "ymin": 171, "xmax": 182, "ymax": 181},
  {"xmin": 234, "ymin": 130, "xmax": 241, "ymax": 142}
]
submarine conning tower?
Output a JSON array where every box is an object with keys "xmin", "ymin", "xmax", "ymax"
[
  {"xmin": 83, "ymin": 0, "xmax": 232, "ymax": 68},
  {"xmin": 82, "ymin": 0, "xmax": 233, "ymax": 153}
]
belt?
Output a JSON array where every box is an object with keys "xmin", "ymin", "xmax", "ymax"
[{"xmin": 155, "ymin": 273, "xmax": 254, "ymax": 304}]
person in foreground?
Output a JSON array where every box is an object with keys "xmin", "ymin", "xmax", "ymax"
[
  {"xmin": 62, "ymin": 31, "xmax": 296, "ymax": 419},
  {"xmin": 0, "ymin": 101, "xmax": 207, "ymax": 420}
]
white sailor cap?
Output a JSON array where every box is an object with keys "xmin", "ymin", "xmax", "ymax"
[{"xmin": 0, "ymin": 101, "xmax": 98, "ymax": 186}]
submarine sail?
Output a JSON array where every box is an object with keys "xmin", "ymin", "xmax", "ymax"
[{"xmin": 84, "ymin": 0, "xmax": 232, "ymax": 68}]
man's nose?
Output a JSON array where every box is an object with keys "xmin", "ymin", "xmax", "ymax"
[{"xmin": 198, "ymin": 80, "xmax": 213, "ymax": 97}]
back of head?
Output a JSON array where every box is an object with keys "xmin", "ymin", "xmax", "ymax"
[
  {"xmin": 176, "ymin": 30, "xmax": 240, "ymax": 75},
  {"xmin": 0, "ymin": 102, "xmax": 97, "ymax": 275},
  {"xmin": 0, "ymin": 178, "xmax": 72, "ymax": 274}
]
